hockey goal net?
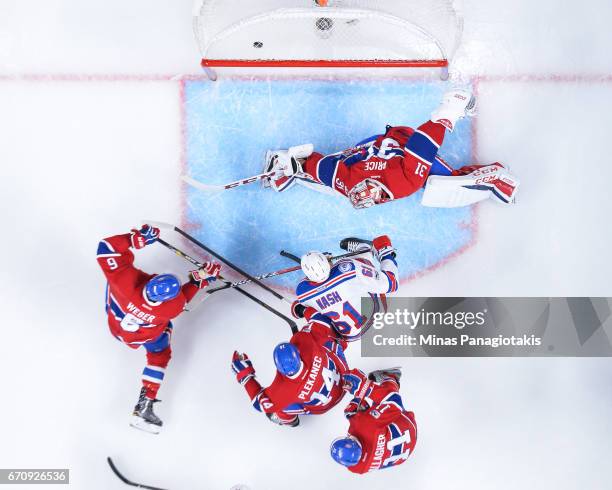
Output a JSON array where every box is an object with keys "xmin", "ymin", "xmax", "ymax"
[{"xmin": 193, "ymin": 0, "xmax": 463, "ymax": 80}]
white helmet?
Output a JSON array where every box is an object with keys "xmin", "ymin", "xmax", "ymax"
[{"xmin": 301, "ymin": 251, "xmax": 331, "ymax": 283}]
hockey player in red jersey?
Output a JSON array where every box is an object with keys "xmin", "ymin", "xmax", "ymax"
[
  {"xmin": 330, "ymin": 367, "xmax": 417, "ymax": 474},
  {"xmin": 263, "ymin": 90, "xmax": 519, "ymax": 209},
  {"xmin": 231, "ymin": 308, "xmax": 349, "ymax": 427},
  {"xmin": 96, "ymin": 225, "xmax": 221, "ymax": 433}
]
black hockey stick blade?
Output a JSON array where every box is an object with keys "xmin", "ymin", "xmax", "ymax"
[
  {"xmin": 107, "ymin": 458, "xmax": 168, "ymax": 490},
  {"xmin": 280, "ymin": 250, "xmax": 301, "ymax": 264}
]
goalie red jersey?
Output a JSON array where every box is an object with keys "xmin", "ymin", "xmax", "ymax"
[
  {"xmin": 303, "ymin": 121, "xmax": 448, "ymax": 207},
  {"xmin": 331, "ymin": 369, "xmax": 417, "ymax": 474},
  {"xmin": 97, "ymin": 233, "xmax": 199, "ymax": 348},
  {"xmin": 232, "ymin": 309, "xmax": 349, "ymax": 426},
  {"xmin": 262, "ymin": 90, "xmax": 519, "ymax": 208}
]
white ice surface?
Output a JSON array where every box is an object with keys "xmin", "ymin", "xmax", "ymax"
[{"xmin": 1, "ymin": 1, "xmax": 612, "ymax": 489}]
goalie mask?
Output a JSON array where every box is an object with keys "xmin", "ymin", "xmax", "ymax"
[{"xmin": 348, "ymin": 179, "xmax": 393, "ymax": 209}]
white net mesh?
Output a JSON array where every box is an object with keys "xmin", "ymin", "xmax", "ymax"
[{"xmin": 193, "ymin": 0, "xmax": 463, "ymax": 66}]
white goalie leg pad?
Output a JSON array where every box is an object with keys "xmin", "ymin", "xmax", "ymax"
[
  {"xmin": 430, "ymin": 89, "xmax": 476, "ymax": 132},
  {"xmin": 422, "ymin": 165, "xmax": 520, "ymax": 207}
]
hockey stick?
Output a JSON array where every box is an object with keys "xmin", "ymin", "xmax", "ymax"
[
  {"xmin": 182, "ymin": 172, "xmax": 275, "ymax": 192},
  {"xmin": 280, "ymin": 250, "xmax": 301, "ymax": 263},
  {"xmin": 208, "ymin": 249, "xmax": 372, "ymax": 292},
  {"xmin": 107, "ymin": 457, "xmax": 168, "ymax": 490},
  {"xmin": 154, "ymin": 233, "xmax": 297, "ymax": 333},
  {"xmin": 183, "ymin": 170, "xmax": 320, "ymax": 194}
]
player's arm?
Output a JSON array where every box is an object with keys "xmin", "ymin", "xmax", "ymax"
[
  {"xmin": 182, "ymin": 262, "xmax": 222, "ymax": 303},
  {"xmin": 231, "ymin": 351, "xmax": 281, "ymax": 415},
  {"xmin": 96, "ymin": 225, "xmax": 159, "ymax": 278},
  {"xmin": 341, "ymin": 368, "xmax": 374, "ymax": 419},
  {"xmin": 355, "ymin": 236, "xmax": 398, "ymax": 295},
  {"xmin": 366, "ymin": 373, "xmax": 406, "ymax": 422}
]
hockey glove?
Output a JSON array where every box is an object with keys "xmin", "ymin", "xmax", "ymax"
[
  {"xmin": 231, "ymin": 351, "xmax": 255, "ymax": 385},
  {"xmin": 291, "ymin": 300, "xmax": 307, "ymax": 319},
  {"xmin": 130, "ymin": 224, "xmax": 160, "ymax": 249},
  {"xmin": 344, "ymin": 400, "xmax": 361, "ymax": 419},
  {"xmin": 189, "ymin": 262, "xmax": 221, "ymax": 288},
  {"xmin": 342, "ymin": 369, "xmax": 369, "ymax": 396},
  {"xmin": 373, "ymin": 235, "xmax": 396, "ymax": 262}
]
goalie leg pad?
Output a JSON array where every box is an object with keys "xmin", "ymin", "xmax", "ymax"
[{"xmin": 422, "ymin": 163, "xmax": 520, "ymax": 207}]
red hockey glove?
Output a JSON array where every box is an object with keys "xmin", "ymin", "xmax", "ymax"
[
  {"xmin": 373, "ymin": 235, "xmax": 396, "ymax": 262},
  {"xmin": 344, "ymin": 400, "xmax": 361, "ymax": 419},
  {"xmin": 231, "ymin": 351, "xmax": 255, "ymax": 385},
  {"xmin": 189, "ymin": 262, "xmax": 221, "ymax": 288},
  {"xmin": 130, "ymin": 224, "xmax": 160, "ymax": 250}
]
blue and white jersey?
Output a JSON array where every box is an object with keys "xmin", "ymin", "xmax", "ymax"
[{"xmin": 296, "ymin": 254, "xmax": 399, "ymax": 341}]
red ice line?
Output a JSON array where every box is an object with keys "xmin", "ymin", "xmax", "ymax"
[{"xmin": 4, "ymin": 71, "xmax": 609, "ymax": 285}]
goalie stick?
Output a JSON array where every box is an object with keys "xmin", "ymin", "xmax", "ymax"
[
  {"xmin": 155, "ymin": 237, "xmax": 297, "ymax": 333},
  {"xmin": 107, "ymin": 457, "xmax": 167, "ymax": 490},
  {"xmin": 183, "ymin": 170, "xmax": 317, "ymax": 193},
  {"xmin": 182, "ymin": 172, "xmax": 275, "ymax": 192}
]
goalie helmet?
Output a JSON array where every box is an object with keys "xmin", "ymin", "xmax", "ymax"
[
  {"xmin": 301, "ymin": 251, "xmax": 331, "ymax": 283},
  {"xmin": 348, "ymin": 179, "xmax": 392, "ymax": 209}
]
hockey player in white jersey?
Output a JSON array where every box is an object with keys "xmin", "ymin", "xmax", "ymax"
[{"xmin": 292, "ymin": 236, "xmax": 398, "ymax": 342}]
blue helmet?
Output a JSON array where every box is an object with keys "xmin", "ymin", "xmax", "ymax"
[
  {"xmin": 145, "ymin": 274, "xmax": 181, "ymax": 302},
  {"xmin": 330, "ymin": 437, "xmax": 362, "ymax": 467},
  {"xmin": 273, "ymin": 342, "xmax": 302, "ymax": 376}
]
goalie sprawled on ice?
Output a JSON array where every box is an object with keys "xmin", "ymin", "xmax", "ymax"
[{"xmin": 263, "ymin": 90, "xmax": 520, "ymax": 209}]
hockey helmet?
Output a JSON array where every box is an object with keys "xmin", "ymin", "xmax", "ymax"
[
  {"xmin": 330, "ymin": 436, "xmax": 363, "ymax": 467},
  {"xmin": 145, "ymin": 274, "xmax": 181, "ymax": 302},
  {"xmin": 273, "ymin": 342, "xmax": 302, "ymax": 377},
  {"xmin": 301, "ymin": 251, "xmax": 331, "ymax": 283}
]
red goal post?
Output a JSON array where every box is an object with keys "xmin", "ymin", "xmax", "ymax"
[{"xmin": 193, "ymin": 0, "xmax": 464, "ymax": 80}]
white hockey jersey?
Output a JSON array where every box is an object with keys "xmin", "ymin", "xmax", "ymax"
[{"xmin": 295, "ymin": 254, "xmax": 399, "ymax": 341}]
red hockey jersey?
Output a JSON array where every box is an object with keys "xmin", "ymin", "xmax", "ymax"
[
  {"xmin": 96, "ymin": 233, "xmax": 199, "ymax": 348},
  {"xmin": 345, "ymin": 372, "xmax": 418, "ymax": 474},
  {"xmin": 304, "ymin": 121, "xmax": 447, "ymax": 201},
  {"xmin": 243, "ymin": 312, "xmax": 349, "ymax": 417}
]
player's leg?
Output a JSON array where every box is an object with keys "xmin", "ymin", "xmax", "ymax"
[
  {"xmin": 429, "ymin": 155, "xmax": 455, "ymax": 177},
  {"xmin": 368, "ymin": 367, "xmax": 402, "ymax": 386},
  {"xmin": 422, "ymin": 162, "xmax": 520, "ymax": 207},
  {"xmin": 404, "ymin": 90, "xmax": 476, "ymax": 173},
  {"xmin": 267, "ymin": 411, "xmax": 300, "ymax": 427},
  {"xmin": 130, "ymin": 326, "xmax": 173, "ymax": 433}
]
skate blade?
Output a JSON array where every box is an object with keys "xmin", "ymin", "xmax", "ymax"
[{"xmin": 130, "ymin": 416, "xmax": 161, "ymax": 435}]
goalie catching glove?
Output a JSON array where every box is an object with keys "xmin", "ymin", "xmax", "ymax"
[
  {"xmin": 189, "ymin": 261, "xmax": 221, "ymax": 288},
  {"xmin": 263, "ymin": 144, "xmax": 314, "ymax": 192}
]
